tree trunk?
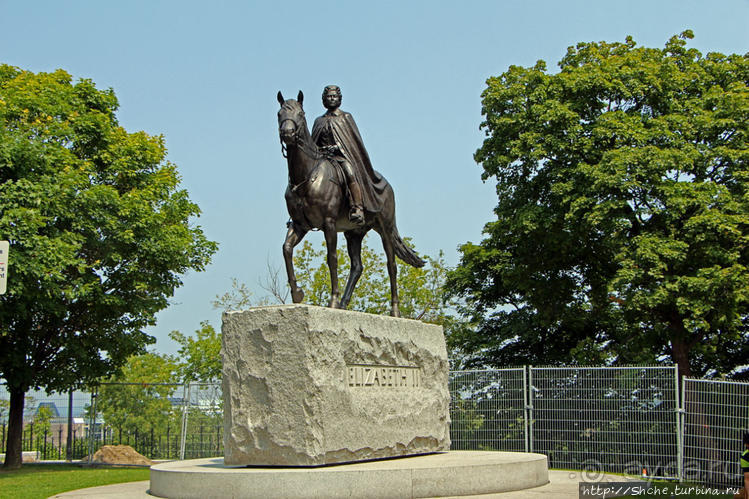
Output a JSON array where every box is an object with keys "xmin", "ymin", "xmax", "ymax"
[
  {"xmin": 3, "ymin": 387, "xmax": 25, "ymax": 469},
  {"xmin": 671, "ymin": 337, "xmax": 693, "ymax": 379}
]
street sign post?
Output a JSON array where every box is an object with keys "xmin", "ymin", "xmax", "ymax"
[{"xmin": 0, "ymin": 240, "xmax": 8, "ymax": 294}]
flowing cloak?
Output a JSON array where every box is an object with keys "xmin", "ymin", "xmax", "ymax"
[{"xmin": 311, "ymin": 111, "xmax": 388, "ymax": 214}]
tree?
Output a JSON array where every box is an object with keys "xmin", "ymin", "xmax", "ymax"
[
  {"xmin": 169, "ymin": 322, "xmax": 221, "ymax": 383},
  {"xmin": 32, "ymin": 404, "xmax": 53, "ymax": 439},
  {"xmin": 94, "ymin": 353, "xmax": 178, "ymax": 438},
  {"xmin": 446, "ymin": 32, "xmax": 749, "ymax": 378},
  {"xmin": 0, "ymin": 66, "xmax": 217, "ymax": 468}
]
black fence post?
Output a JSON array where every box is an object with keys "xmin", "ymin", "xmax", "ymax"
[
  {"xmin": 150, "ymin": 427, "xmax": 154, "ymax": 459},
  {"xmin": 43, "ymin": 430, "xmax": 48, "ymax": 460}
]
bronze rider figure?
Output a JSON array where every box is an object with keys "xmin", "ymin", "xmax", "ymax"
[{"xmin": 311, "ymin": 85, "xmax": 383, "ymax": 225}]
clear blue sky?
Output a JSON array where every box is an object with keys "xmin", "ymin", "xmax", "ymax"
[{"xmin": 1, "ymin": 1, "xmax": 747, "ymax": 355}]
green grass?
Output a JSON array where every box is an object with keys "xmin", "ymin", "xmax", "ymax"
[{"xmin": 0, "ymin": 463, "xmax": 150, "ymax": 499}]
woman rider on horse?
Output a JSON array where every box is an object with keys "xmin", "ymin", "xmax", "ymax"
[{"xmin": 311, "ymin": 85, "xmax": 385, "ymax": 225}]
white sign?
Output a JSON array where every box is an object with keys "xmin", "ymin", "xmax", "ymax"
[{"xmin": 0, "ymin": 241, "xmax": 8, "ymax": 295}]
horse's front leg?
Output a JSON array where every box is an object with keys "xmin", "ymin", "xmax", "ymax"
[
  {"xmin": 323, "ymin": 217, "xmax": 341, "ymax": 308},
  {"xmin": 283, "ymin": 223, "xmax": 308, "ymax": 303}
]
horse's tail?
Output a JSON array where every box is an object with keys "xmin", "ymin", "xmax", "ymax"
[{"xmin": 391, "ymin": 225, "xmax": 425, "ymax": 268}]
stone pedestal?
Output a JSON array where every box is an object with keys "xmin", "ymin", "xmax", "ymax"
[
  {"xmin": 150, "ymin": 452, "xmax": 550, "ymax": 499},
  {"xmin": 221, "ymin": 304, "xmax": 450, "ymax": 466}
]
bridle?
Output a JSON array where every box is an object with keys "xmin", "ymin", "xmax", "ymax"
[{"xmin": 278, "ymin": 110, "xmax": 322, "ymax": 161}]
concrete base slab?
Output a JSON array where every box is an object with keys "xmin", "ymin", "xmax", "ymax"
[{"xmin": 149, "ymin": 451, "xmax": 549, "ymax": 499}]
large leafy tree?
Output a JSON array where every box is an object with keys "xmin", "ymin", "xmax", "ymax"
[
  {"xmin": 0, "ymin": 66, "xmax": 217, "ymax": 468},
  {"xmin": 446, "ymin": 32, "xmax": 749, "ymax": 378}
]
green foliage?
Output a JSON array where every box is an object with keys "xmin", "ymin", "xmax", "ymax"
[
  {"xmin": 94, "ymin": 352, "xmax": 179, "ymax": 435},
  {"xmin": 32, "ymin": 405, "xmax": 53, "ymax": 436},
  {"xmin": 0, "ymin": 65, "xmax": 216, "ymax": 466},
  {"xmin": 169, "ymin": 322, "xmax": 221, "ymax": 383},
  {"xmin": 0, "ymin": 65, "xmax": 217, "ymax": 394},
  {"xmin": 446, "ymin": 33, "xmax": 749, "ymax": 377},
  {"xmin": 212, "ymin": 277, "xmax": 258, "ymax": 311}
]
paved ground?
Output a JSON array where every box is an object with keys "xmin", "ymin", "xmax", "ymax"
[{"xmin": 49, "ymin": 470, "xmax": 639, "ymax": 498}]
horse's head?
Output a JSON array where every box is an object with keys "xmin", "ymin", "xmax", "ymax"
[{"xmin": 277, "ymin": 90, "xmax": 306, "ymax": 146}]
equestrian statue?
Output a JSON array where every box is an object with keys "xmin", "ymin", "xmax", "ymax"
[{"xmin": 277, "ymin": 87, "xmax": 423, "ymax": 317}]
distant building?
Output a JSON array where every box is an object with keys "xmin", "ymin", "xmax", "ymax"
[{"xmin": 36, "ymin": 402, "xmax": 61, "ymax": 418}]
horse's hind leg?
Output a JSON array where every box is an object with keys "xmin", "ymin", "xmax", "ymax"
[
  {"xmin": 341, "ymin": 230, "xmax": 366, "ymax": 309},
  {"xmin": 283, "ymin": 223, "xmax": 308, "ymax": 303},
  {"xmin": 376, "ymin": 223, "xmax": 400, "ymax": 318}
]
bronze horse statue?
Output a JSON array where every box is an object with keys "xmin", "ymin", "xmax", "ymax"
[{"xmin": 277, "ymin": 90, "xmax": 423, "ymax": 317}]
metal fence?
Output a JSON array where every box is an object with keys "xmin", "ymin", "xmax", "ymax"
[
  {"xmin": 446, "ymin": 367, "xmax": 749, "ymax": 488},
  {"xmin": 448, "ymin": 366, "xmax": 680, "ymax": 479},
  {"xmin": 448, "ymin": 368, "xmax": 527, "ymax": 452},
  {"xmin": 682, "ymin": 378, "xmax": 749, "ymax": 489},
  {"xmin": 0, "ymin": 382, "xmax": 223, "ymax": 462},
  {"xmin": 2, "ymin": 367, "xmax": 748, "ymax": 490},
  {"xmin": 528, "ymin": 366, "xmax": 679, "ymax": 477},
  {"xmin": 0, "ymin": 385, "xmax": 92, "ymax": 460}
]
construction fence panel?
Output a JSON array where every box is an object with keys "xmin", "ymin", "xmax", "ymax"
[
  {"xmin": 180, "ymin": 382, "xmax": 223, "ymax": 459},
  {"xmin": 528, "ymin": 366, "xmax": 679, "ymax": 478},
  {"xmin": 448, "ymin": 368, "xmax": 527, "ymax": 452},
  {"xmin": 682, "ymin": 378, "xmax": 749, "ymax": 489}
]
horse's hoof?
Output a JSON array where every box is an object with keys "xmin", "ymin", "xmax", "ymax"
[
  {"xmin": 390, "ymin": 304, "xmax": 401, "ymax": 318},
  {"xmin": 292, "ymin": 289, "xmax": 304, "ymax": 303},
  {"xmin": 329, "ymin": 296, "xmax": 341, "ymax": 308}
]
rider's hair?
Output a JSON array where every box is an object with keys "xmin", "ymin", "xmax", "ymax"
[{"xmin": 323, "ymin": 85, "xmax": 341, "ymax": 98}]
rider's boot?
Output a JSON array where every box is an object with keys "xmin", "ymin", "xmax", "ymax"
[{"xmin": 348, "ymin": 182, "xmax": 365, "ymax": 225}]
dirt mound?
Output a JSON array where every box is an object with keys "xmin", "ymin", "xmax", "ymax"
[{"xmin": 87, "ymin": 444, "xmax": 153, "ymax": 466}]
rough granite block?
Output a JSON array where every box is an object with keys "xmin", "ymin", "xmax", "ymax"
[{"xmin": 221, "ymin": 304, "xmax": 450, "ymax": 466}]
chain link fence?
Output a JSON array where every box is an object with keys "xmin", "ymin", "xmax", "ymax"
[{"xmin": 2, "ymin": 367, "xmax": 748, "ymax": 491}]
